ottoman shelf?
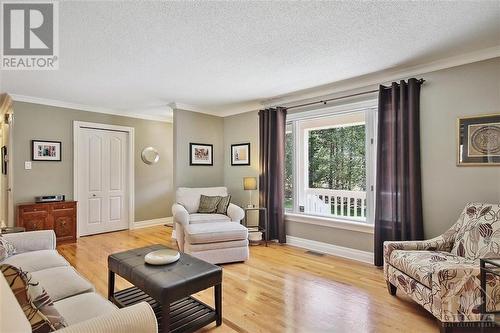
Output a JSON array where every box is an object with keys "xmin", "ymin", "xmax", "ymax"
[{"xmin": 114, "ymin": 287, "xmax": 216, "ymax": 333}]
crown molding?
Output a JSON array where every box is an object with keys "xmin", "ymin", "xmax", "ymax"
[
  {"xmin": 262, "ymin": 45, "xmax": 500, "ymax": 107},
  {"xmin": 171, "ymin": 101, "xmax": 262, "ymax": 118},
  {"xmin": 10, "ymin": 94, "xmax": 173, "ymax": 123},
  {"xmin": 170, "ymin": 102, "xmax": 215, "ymax": 116}
]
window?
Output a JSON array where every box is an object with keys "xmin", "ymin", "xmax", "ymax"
[{"xmin": 285, "ymin": 101, "xmax": 377, "ymax": 224}]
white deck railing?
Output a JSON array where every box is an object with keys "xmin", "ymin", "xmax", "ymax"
[{"xmin": 305, "ymin": 188, "xmax": 367, "ymax": 220}]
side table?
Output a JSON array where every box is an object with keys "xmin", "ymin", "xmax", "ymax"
[
  {"xmin": 242, "ymin": 207, "xmax": 268, "ymax": 246},
  {"xmin": 480, "ymin": 258, "xmax": 500, "ymax": 316}
]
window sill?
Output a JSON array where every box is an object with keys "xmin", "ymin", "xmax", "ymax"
[{"xmin": 284, "ymin": 213, "xmax": 374, "ymax": 234}]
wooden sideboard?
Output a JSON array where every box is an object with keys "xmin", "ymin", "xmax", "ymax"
[{"xmin": 16, "ymin": 201, "xmax": 77, "ymax": 243}]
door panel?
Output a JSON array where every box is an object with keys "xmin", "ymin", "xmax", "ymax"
[
  {"xmin": 88, "ymin": 198, "xmax": 102, "ymax": 224},
  {"xmin": 109, "ymin": 136, "xmax": 122, "ymax": 191},
  {"xmin": 109, "ymin": 196, "xmax": 121, "ymax": 221},
  {"xmin": 78, "ymin": 127, "xmax": 129, "ymax": 236},
  {"xmin": 88, "ymin": 135, "xmax": 103, "ymax": 192}
]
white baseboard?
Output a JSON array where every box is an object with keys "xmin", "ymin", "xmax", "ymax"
[
  {"xmin": 286, "ymin": 235, "xmax": 374, "ymax": 264},
  {"xmin": 132, "ymin": 217, "xmax": 173, "ymax": 229}
]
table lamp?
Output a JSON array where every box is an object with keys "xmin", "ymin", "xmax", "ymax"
[{"xmin": 243, "ymin": 177, "xmax": 257, "ymax": 208}]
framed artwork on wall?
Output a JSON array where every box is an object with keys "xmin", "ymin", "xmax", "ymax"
[
  {"xmin": 231, "ymin": 143, "xmax": 250, "ymax": 166},
  {"xmin": 457, "ymin": 113, "xmax": 500, "ymax": 166},
  {"xmin": 190, "ymin": 143, "xmax": 213, "ymax": 166},
  {"xmin": 32, "ymin": 140, "xmax": 62, "ymax": 161}
]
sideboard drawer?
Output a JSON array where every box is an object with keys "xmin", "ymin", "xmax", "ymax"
[
  {"xmin": 53, "ymin": 202, "xmax": 76, "ymax": 211},
  {"xmin": 21, "ymin": 205, "xmax": 50, "ymax": 214}
]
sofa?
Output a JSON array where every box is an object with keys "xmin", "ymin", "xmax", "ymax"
[
  {"xmin": 384, "ymin": 203, "xmax": 500, "ymax": 331},
  {"xmin": 0, "ymin": 230, "xmax": 157, "ymax": 333},
  {"xmin": 172, "ymin": 187, "xmax": 249, "ymax": 264}
]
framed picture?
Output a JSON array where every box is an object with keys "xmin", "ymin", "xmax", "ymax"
[
  {"xmin": 1, "ymin": 146, "xmax": 6, "ymax": 175},
  {"xmin": 32, "ymin": 140, "xmax": 62, "ymax": 161},
  {"xmin": 457, "ymin": 113, "xmax": 500, "ymax": 166},
  {"xmin": 190, "ymin": 143, "xmax": 213, "ymax": 166},
  {"xmin": 231, "ymin": 143, "xmax": 250, "ymax": 166}
]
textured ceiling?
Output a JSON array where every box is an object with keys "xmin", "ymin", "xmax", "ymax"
[{"xmin": 2, "ymin": 1, "xmax": 499, "ymax": 119}]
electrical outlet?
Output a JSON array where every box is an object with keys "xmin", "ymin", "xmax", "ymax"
[{"xmin": 24, "ymin": 161, "xmax": 32, "ymax": 170}]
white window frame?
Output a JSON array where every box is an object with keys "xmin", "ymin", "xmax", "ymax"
[{"xmin": 285, "ymin": 99, "xmax": 377, "ymax": 232}]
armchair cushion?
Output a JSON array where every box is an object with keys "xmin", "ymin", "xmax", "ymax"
[
  {"xmin": 185, "ymin": 222, "xmax": 248, "ymax": 244},
  {"xmin": 450, "ymin": 203, "xmax": 500, "ymax": 260},
  {"xmin": 189, "ymin": 213, "xmax": 230, "ymax": 224},
  {"xmin": 389, "ymin": 250, "xmax": 473, "ymax": 288}
]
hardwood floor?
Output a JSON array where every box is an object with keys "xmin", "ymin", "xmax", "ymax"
[{"xmin": 57, "ymin": 225, "xmax": 438, "ymax": 333}]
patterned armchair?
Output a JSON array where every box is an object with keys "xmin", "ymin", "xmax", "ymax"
[{"xmin": 384, "ymin": 203, "xmax": 500, "ymax": 331}]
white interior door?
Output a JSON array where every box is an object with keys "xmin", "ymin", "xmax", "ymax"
[{"xmin": 78, "ymin": 128, "xmax": 129, "ymax": 236}]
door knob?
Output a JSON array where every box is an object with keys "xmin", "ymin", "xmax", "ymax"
[{"xmin": 92, "ymin": 194, "xmax": 96, "ymax": 197}]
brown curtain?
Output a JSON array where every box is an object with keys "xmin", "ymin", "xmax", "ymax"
[
  {"xmin": 259, "ymin": 107, "xmax": 287, "ymax": 243},
  {"xmin": 374, "ymin": 78, "xmax": 424, "ymax": 266}
]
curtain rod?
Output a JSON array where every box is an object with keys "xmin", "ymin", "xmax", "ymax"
[{"xmin": 284, "ymin": 78, "xmax": 425, "ymax": 111}]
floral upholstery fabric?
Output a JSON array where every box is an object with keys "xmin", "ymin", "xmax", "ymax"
[
  {"xmin": 389, "ymin": 250, "xmax": 473, "ymax": 288},
  {"xmin": 384, "ymin": 202, "xmax": 500, "ymax": 323},
  {"xmin": 387, "ymin": 265, "xmax": 434, "ymax": 314},
  {"xmin": 450, "ymin": 203, "xmax": 500, "ymax": 260}
]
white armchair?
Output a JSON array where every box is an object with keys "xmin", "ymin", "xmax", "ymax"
[{"xmin": 172, "ymin": 187, "xmax": 249, "ymax": 264}]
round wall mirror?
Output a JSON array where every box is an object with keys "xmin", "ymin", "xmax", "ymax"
[{"xmin": 141, "ymin": 147, "xmax": 160, "ymax": 165}]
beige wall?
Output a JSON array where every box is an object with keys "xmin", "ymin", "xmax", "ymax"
[
  {"xmin": 220, "ymin": 57, "xmax": 500, "ymax": 252},
  {"xmin": 223, "ymin": 111, "xmax": 259, "ymax": 207},
  {"xmin": 420, "ymin": 57, "xmax": 500, "ymax": 237},
  {"xmin": 173, "ymin": 109, "xmax": 224, "ymax": 188},
  {"xmin": 12, "ymin": 101, "xmax": 174, "ymax": 223}
]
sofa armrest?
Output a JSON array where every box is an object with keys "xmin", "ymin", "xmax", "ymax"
[
  {"xmin": 2, "ymin": 230, "xmax": 56, "ymax": 253},
  {"xmin": 57, "ymin": 302, "xmax": 157, "ymax": 333},
  {"xmin": 227, "ymin": 203, "xmax": 244, "ymax": 222},
  {"xmin": 172, "ymin": 203, "xmax": 189, "ymax": 226}
]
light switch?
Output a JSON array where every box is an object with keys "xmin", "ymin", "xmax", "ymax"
[{"xmin": 24, "ymin": 161, "xmax": 32, "ymax": 170}]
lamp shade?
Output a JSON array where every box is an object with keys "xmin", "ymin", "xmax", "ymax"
[{"xmin": 243, "ymin": 177, "xmax": 257, "ymax": 190}]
